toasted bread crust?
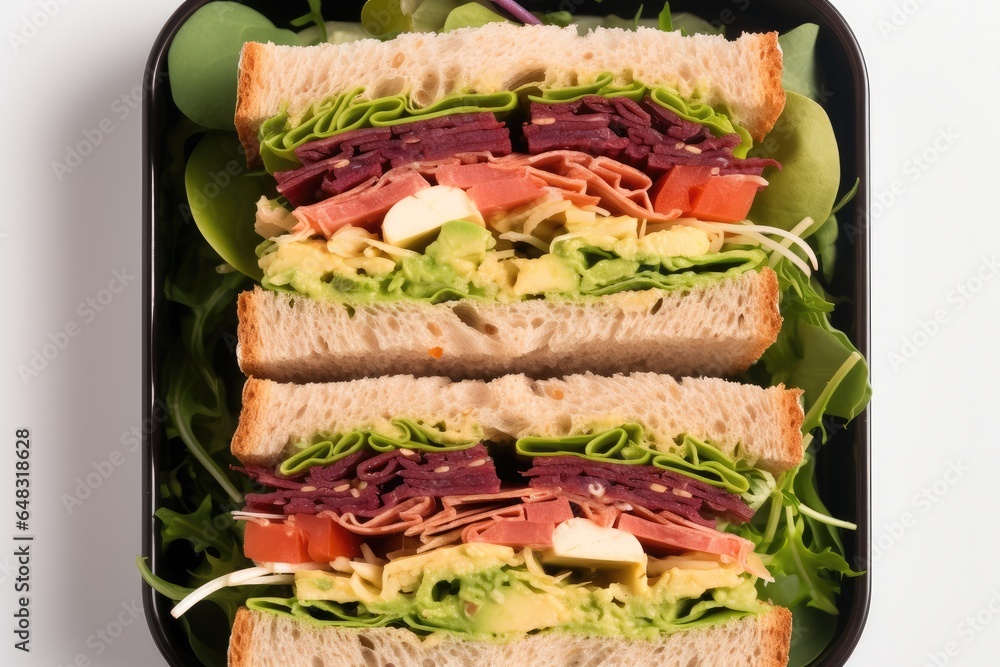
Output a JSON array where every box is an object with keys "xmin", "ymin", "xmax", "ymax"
[
  {"xmin": 234, "ymin": 41, "xmax": 263, "ymax": 165},
  {"xmin": 230, "ymin": 378, "xmax": 269, "ymax": 465},
  {"xmin": 751, "ymin": 32, "xmax": 786, "ymax": 142},
  {"xmin": 229, "ymin": 606, "xmax": 792, "ymax": 667},
  {"xmin": 228, "ymin": 605, "xmax": 254, "ymax": 667},
  {"xmin": 775, "ymin": 384, "xmax": 806, "ymax": 472}
]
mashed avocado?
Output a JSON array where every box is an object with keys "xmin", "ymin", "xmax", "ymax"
[
  {"xmin": 260, "ymin": 220, "xmax": 767, "ymax": 304},
  {"xmin": 253, "ymin": 545, "xmax": 765, "ymax": 639}
]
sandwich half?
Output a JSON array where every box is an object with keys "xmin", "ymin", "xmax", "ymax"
[
  {"xmin": 232, "ymin": 23, "xmax": 811, "ymax": 382},
  {"xmin": 171, "ymin": 373, "xmax": 803, "ymax": 665}
]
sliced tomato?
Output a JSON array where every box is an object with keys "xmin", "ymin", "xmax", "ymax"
[
  {"xmin": 650, "ymin": 166, "xmax": 715, "ymax": 215},
  {"xmin": 243, "ymin": 520, "xmax": 311, "ymax": 563},
  {"xmin": 688, "ymin": 175, "xmax": 762, "ymax": 223},
  {"xmin": 292, "ymin": 514, "xmax": 361, "ymax": 561}
]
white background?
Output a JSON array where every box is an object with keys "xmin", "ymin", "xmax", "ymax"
[{"xmin": 0, "ymin": 0, "xmax": 995, "ymax": 665}]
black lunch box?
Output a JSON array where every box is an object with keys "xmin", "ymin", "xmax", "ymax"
[{"xmin": 142, "ymin": 2, "xmax": 870, "ymax": 664}]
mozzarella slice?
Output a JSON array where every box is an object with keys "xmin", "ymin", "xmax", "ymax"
[
  {"xmin": 541, "ymin": 518, "xmax": 646, "ymax": 570},
  {"xmin": 382, "ymin": 186, "xmax": 485, "ymax": 249}
]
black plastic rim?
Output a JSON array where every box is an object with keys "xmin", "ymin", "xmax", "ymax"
[{"xmin": 141, "ymin": 2, "xmax": 870, "ymax": 665}]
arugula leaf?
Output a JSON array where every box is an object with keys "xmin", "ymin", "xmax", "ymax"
[
  {"xmin": 754, "ymin": 258, "xmax": 871, "ymax": 439},
  {"xmin": 162, "ymin": 239, "xmax": 247, "ymax": 505},
  {"xmin": 658, "ymin": 2, "xmax": 672, "ymax": 31},
  {"xmin": 767, "ymin": 507, "xmax": 859, "ymax": 614},
  {"xmin": 541, "ymin": 11, "xmax": 573, "ymax": 26},
  {"xmin": 290, "ymin": 0, "xmax": 328, "ymax": 44}
]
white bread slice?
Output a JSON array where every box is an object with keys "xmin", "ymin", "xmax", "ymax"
[
  {"xmin": 237, "ymin": 268, "xmax": 782, "ymax": 384},
  {"xmin": 231, "ymin": 372, "xmax": 803, "ymax": 474},
  {"xmin": 228, "ymin": 605, "xmax": 792, "ymax": 667},
  {"xmin": 235, "ymin": 24, "xmax": 784, "ymax": 163}
]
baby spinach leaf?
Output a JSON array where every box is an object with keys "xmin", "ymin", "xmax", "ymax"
[
  {"xmin": 362, "ymin": 0, "xmax": 415, "ymax": 38},
  {"xmin": 167, "ymin": 3, "xmax": 299, "ymax": 129},
  {"xmin": 749, "ymin": 91, "xmax": 840, "ymax": 237},
  {"xmin": 779, "ymin": 24, "xmax": 823, "ymax": 102},
  {"xmin": 443, "ymin": 2, "xmax": 511, "ymax": 31},
  {"xmin": 184, "ymin": 132, "xmax": 270, "ymax": 280}
]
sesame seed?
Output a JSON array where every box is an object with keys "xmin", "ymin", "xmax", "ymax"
[
  {"xmin": 434, "ymin": 466, "xmax": 450, "ymax": 473},
  {"xmin": 684, "ymin": 145, "xmax": 703, "ymax": 154},
  {"xmin": 468, "ymin": 459, "xmax": 487, "ymax": 467},
  {"xmin": 332, "ymin": 159, "xmax": 350, "ymax": 169},
  {"xmin": 350, "ymin": 488, "xmax": 361, "ymax": 498},
  {"xmin": 334, "ymin": 484, "xmax": 350, "ymax": 492},
  {"xmin": 533, "ymin": 117, "xmax": 556, "ymax": 125},
  {"xmin": 672, "ymin": 488, "xmax": 693, "ymax": 498},
  {"xmin": 301, "ymin": 486, "xmax": 316, "ymax": 492},
  {"xmin": 649, "ymin": 483, "xmax": 667, "ymax": 493}
]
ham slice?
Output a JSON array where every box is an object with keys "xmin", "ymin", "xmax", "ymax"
[
  {"xmin": 491, "ymin": 151, "xmax": 680, "ymax": 222},
  {"xmin": 467, "ymin": 175, "xmax": 547, "ymax": 217},
  {"xmin": 333, "ymin": 496, "xmax": 437, "ymax": 535},
  {"xmin": 468, "ymin": 519, "xmax": 555, "ymax": 548},
  {"xmin": 413, "ymin": 503, "xmax": 525, "ymax": 539},
  {"xmin": 618, "ymin": 510, "xmax": 772, "ymax": 581},
  {"xmin": 292, "ymin": 170, "xmax": 431, "ymax": 236},
  {"xmin": 435, "ymin": 162, "xmax": 526, "ymax": 189},
  {"xmin": 407, "ymin": 489, "xmax": 557, "ymax": 538},
  {"xmin": 524, "ymin": 498, "xmax": 574, "ymax": 524}
]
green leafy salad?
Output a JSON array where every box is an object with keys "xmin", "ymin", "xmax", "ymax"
[{"xmin": 141, "ymin": 2, "xmax": 871, "ymax": 666}]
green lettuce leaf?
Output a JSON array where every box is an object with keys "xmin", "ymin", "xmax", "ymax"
[
  {"xmin": 515, "ymin": 425, "xmax": 771, "ymax": 497},
  {"xmin": 258, "ymin": 89, "xmax": 519, "ymax": 172},
  {"xmin": 258, "ymin": 79, "xmax": 753, "ymax": 173},
  {"xmin": 279, "ymin": 419, "xmax": 482, "ymax": 475}
]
